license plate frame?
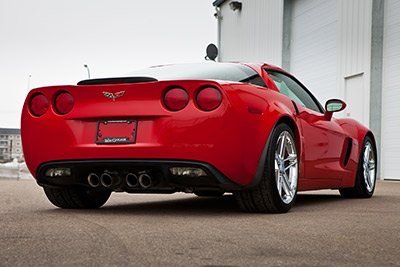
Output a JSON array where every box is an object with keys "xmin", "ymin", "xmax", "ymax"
[{"xmin": 95, "ymin": 120, "xmax": 137, "ymax": 144}]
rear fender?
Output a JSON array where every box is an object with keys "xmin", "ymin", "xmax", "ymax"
[{"xmin": 225, "ymin": 87, "xmax": 301, "ymax": 189}]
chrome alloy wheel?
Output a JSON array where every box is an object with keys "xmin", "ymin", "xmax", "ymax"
[
  {"xmin": 274, "ymin": 131, "xmax": 298, "ymax": 204},
  {"xmin": 363, "ymin": 141, "xmax": 376, "ymax": 193}
]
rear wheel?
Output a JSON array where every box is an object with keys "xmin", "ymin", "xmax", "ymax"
[
  {"xmin": 43, "ymin": 186, "xmax": 111, "ymax": 209},
  {"xmin": 339, "ymin": 136, "xmax": 376, "ymax": 198},
  {"xmin": 234, "ymin": 123, "xmax": 299, "ymax": 213}
]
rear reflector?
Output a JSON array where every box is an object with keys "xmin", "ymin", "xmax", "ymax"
[
  {"xmin": 196, "ymin": 87, "xmax": 222, "ymax": 111},
  {"xmin": 163, "ymin": 88, "xmax": 189, "ymax": 111},
  {"xmin": 45, "ymin": 168, "xmax": 71, "ymax": 177},
  {"xmin": 169, "ymin": 167, "xmax": 207, "ymax": 177},
  {"xmin": 30, "ymin": 94, "xmax": 49, "ymax": 116},
  {"xmin": 55, "ymin": 92, "xmax": 74, "ymax": 114}
]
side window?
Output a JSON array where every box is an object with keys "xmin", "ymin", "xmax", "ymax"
[
  {"xmin": 239, "ymin": 74, "xmax": 268, "ymax": 88},
  {"xmin": 266, "ymin": 70, "xmax": 322, "ymax": 113}
]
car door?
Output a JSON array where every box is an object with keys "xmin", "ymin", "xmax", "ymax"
[{"xmin": 265, "ymin": 70, "xmax": 347, "ymax": 183}]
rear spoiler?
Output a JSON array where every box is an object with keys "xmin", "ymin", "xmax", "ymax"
[{"xmin": 77, "ymin": 76, "xmax": 158, "ymax": 85}]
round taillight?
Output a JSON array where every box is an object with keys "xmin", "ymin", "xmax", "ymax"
[
  {"xmin": 55, "ymin": 92, "xmax": 74, "ymax": 114},
  {"xmin": 196, "ymin": 87, "xmax": 222, "ymax": 111},
  {"xmin": 163, "ymin": 88, "xmax": 189, "ymax": 111},
  {"xmin": 30, "ymin": 94, "xmax": 49, "ymax": 116}
]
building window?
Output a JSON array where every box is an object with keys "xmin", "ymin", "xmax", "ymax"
[
  {"xmin": 16, "ymin": 135, "xmax": 20, "ymax": 139},
  {"xmin": 9, "ymin": 135, "xmax": 13, "ymax": 139},
  {"xmin": 16, "ymin": 149, "xmax": 21, "ymax": 153},
  {"xmin": 16, "ymin": 142, "xmax": 21, "ymax": 146}
]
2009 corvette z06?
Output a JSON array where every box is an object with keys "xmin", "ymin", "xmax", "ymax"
[{"xmin": 21, "ymin": 62, "xmax": 377, "ymax": 213}]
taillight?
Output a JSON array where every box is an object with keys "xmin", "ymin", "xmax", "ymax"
[
  {"xmin": 196, "ymin": 87, "xmax": 222, "ymax": 111},
  {"xmin": 163, "ymin": 88, "xmax": 189, "ymax": 111},
  {"xmin": 30, "ymin": 94, "xmax": 49, "ymax": 116},
  {"xmin": 55, "ymin": 92, "xmax": 74, "ymax": 114}
]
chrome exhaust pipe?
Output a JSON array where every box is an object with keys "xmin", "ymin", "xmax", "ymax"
[
  {"xmin": 100, "ymin": 171, "xmax": 121, "ymax": 188},
  {"xmin": 125, "ymin": 173, "xmax": 139, "ymax": 188},
  {"xmin": 138, "ymin": 173, "xmax": 152, "ymax": 188},
  {"xmin": 88, "ymin": 173, "xmax": 100, "ymax": 187}
]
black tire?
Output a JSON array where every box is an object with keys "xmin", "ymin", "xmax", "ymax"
[
  {"xmin": 339, "ymin": 136, "xmax": 377, "ymax": 198},
  {"xmin": 234, "ymin": 123, "xmax": 299, "ymax": 213},
  {"xmin": 194, "ymin": 191, "xmax": 224, "ymax": 197},
  {"xmin": 43, "ymin": 186, "xmax": 111, "ymax": 209}
]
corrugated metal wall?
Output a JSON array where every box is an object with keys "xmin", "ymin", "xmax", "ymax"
[
  {"xmin": 216, "ymin": 0, "xmax": 400, "ymax": 179},
  {"xmin": 218, "ymin": 0, "xmax": 283, "ymax": 66},
  {"xmin": 290, "ymin": 0, "xmax": 339, "ymax": 104},
  {"xmin": 337, "ymin": 0, "xmax": 372, "ymax": 126},
  {"xmin": 382, "ymin": 0, "xmax": 400, "ymax": 180},
  {"xmin": 338, "ymin": 0, "xmax": 372, "ymax": 78}
]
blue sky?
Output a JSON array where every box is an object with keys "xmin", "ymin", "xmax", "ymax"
[{"xmin": 0, "ymin": 0, "xmax": 217, "ymax": 128}]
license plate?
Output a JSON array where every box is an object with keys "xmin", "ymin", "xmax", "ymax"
[{"xmin": 95, "ymin": 120, "xmax": 137, "ymax": 144}]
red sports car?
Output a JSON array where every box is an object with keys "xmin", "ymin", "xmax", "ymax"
[{"xmin": 21, "ymin": 62, "xmax": 377, "ymax": 213}]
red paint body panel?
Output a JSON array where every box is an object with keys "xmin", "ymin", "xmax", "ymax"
[
  {"xmin": 22, "ymin": 79, "xmax": 273, "ymax": 186},
  {"xmin": 21, "ymin": 63, "xmax": 374, "ymax": 192}
]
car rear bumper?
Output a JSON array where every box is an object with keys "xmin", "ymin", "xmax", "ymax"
[
  {"xmin": 36, "ymin": 159, "xmax": 243, "ymax": 192},
  {"xmin": 22, "ymin": 81, "xmax": 274, "ymax": 187}
]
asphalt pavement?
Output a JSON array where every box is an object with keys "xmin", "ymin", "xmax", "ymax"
[{"xmin": 0, "ymin": 178, "xmax": 399, "ymax": 266}]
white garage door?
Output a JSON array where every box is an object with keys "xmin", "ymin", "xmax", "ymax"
[
  {"xmin": 290, "ymin": 0, "xmax": 339, "ymax": 104},
  {"xmin": 382, "ymin": 0, "xmax": 400, "ymax": 180}
]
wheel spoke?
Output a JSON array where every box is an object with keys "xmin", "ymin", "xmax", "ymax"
[
  {"xmin": 284, "ymin": 160, "xmax": 298, "ymax": 172},
  {"xmin": 281, "ymin": 173, "xmax": 292, "ymax": 198},
  {"xmin": 277, "ymin": 174, "xmax": 283, "ymax": 196},
  {"xmin": 369, "ymin": 172, "xmax": 374, "ymax": 188},
  {"xmin": 368, "ymin": 160, "xmax": 375, "ymax": 170},
  {"xmin": 283, "ymin": 154, "xmax": 297, "ymax": 163},
  {"xmin": 280, "ymin": 133, "xmax": 288, "ymax": 158},
  {"xmin": 275, "ymin": 152, "xmax": 282, "ymax": 164},
  {"xmin": 365, "ymin": 170, "xmax": 372, "ymax": 188},
  {"xmin": 364, "ymin": 144, "xmax": 371, "ymax": 162}
]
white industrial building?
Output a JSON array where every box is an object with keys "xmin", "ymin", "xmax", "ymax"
[
  {"xmin": 213, "ymin": 0, "xmax": 399, "ymax": 180},
  {"xmin": 0, "ymin": 128, "xmax": 23, "ymax": 162}
]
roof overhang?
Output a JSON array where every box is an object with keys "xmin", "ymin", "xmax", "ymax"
[{"xmin": 213, "ymin": 0, "xmax": 226, "ymax": 7}]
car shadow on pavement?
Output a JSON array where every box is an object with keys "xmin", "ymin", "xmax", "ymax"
[
  {"xmin": 41, "ymin": 192, "xmax": 351, "ymax": 216},
  {"xmin": 102, "ymin": 195, "xmax": 242, "ymax": 216}
]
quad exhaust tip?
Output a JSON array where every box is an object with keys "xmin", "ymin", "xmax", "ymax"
[
  {"xmin": 88, "ymin": 173, "xmax": 100, "ymax": 187},
  {"xmin": 125, "ymin": 173, "xmax": 139, "ymax": 188},
  {"xmin": 100, "ymin": 172, "xmax": 113, "ymax": 187},
  {"xmin": 138, "ymin": 173, "xmax": 152, "ymax": 188},
  {"xmin": 89, "ymin": 171, "xmax": 152, "ymax": 189},
  {"xmin": 100, "ymin": 172, "xmax": 121, "ymax": 188}
]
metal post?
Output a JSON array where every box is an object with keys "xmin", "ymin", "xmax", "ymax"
[
  {"xmin": 84, "ymin": 64, "xmax": 91, "ymax": 79},
  {"xmin": 9, "ymin": 139, "xmax": 12, "ymax": 161},
  {"xmin": 28, "ymin": 75, "xmax": 31, "ymax": 91},
  {"xmin": 17, "ymin": 162, "xmax": 20, "ymax": 181}
]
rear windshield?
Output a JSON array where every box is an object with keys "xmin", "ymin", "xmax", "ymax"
[{"xmin": 126, "ymin": 63, "xmax": 267, "ymax": 88}]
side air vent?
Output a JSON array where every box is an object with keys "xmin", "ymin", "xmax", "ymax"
[
  {"xmin": 77, "ymin": 76, "xmax": 158, "ymax": 85},
  {"xmin": 343, "ymin": 138, "xmax": 353, "ymax": 168}
]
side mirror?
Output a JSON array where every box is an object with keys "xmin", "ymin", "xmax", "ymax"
[{"xmin": 324, "ymin": 99, "xmax": 346, "ymax": 120}]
